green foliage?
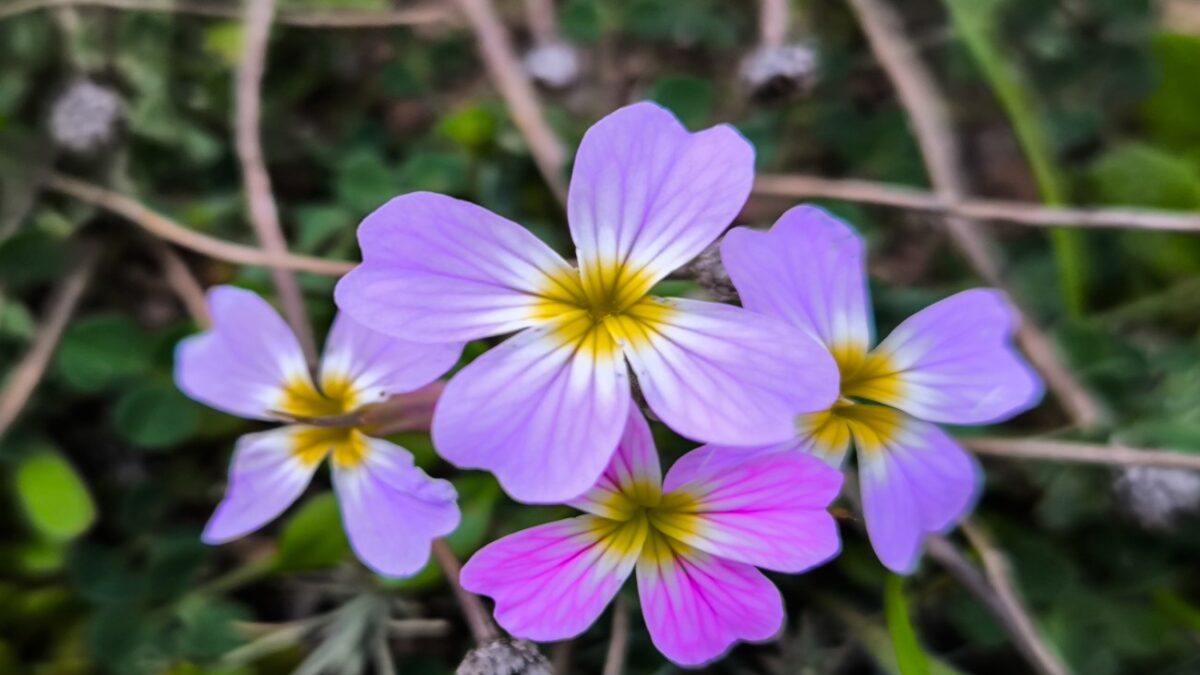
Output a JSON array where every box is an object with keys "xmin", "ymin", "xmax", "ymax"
[
  {"xmin": 113, "ymin": 382, "xmax": 204, "ymax": 450},
  {"xmin": 885, "ymin": 575, "xmax": 931, "ymax": 675},
  {"xmin": 15, "ymin": 452, "xmax": 96, "ymax": 542},
  {"xmin": 57, "ymin": 316, "xmax": 153, "ymax": 393},
  {"xmin": 275, "ymin": 492, "xmax": 351, "ymax": 572}
]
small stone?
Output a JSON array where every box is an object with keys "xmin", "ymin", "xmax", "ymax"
[
  {"xmin": 49, "ymin": 79, "xmax": 122, "ymax": 154},
  {"xmin": 456, "ymin": 639, "xmax": 553, "ymax": 675},
  {"xmin": 523, "ymin": 42, "xmax": 581, "ymax": 89},
  {"xmin": 1114, "ymin": 466, "xmax": 1200, "ymax": 530},
  {"xmin": 740, "ymin": 43, "xmax": 819, "ymax": 98}
]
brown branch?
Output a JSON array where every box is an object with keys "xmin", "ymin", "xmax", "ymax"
[
  {"xmin": 754, "ymin": 174, "xmax": 1200, "ymax": 233},
  {"xmin": 235, "ymin": 0, "xmax": 317, "ymax": 365},
  {"xmin": 601, "ymin": 596, "xmax": 630, "ymax": 675},
  {"xmin": 455, "ymin": 0, "xmax": 569, "ymax": 205},
  {"xmin": 0, "ymin": 245, "xmax": 100, "ymax": 440},
  {"xmin": 961, "ymin": 521, "xmax": 1071, "ymax": 675},
  {"xmin": 46, "ymin": 173, "xmax": 353, "ymax": 276},
  {"xmin": 431, "ymin": 539, "xmax": 500, "ymax": 645},
  {"xmin": 965, "ymin": 437, "xmax": 1200, "ymax": 472},
  {"xmin": 0, "ymin": 0, "xmax": 453, "ymax": 26},
  {"xmin": 842, "ymin": 0, "xmax": 1104, "ymax": 429},
  {"xmin": 523, "ymin": 0, "xmax": 559, "ymax": 45},
  {"xmin": 759, "ymin": 0, "xmax": 789, "ymax": 49},
  {"xmin": 148, "ymin": 240, "xmax": 211, "ymax": 328}
]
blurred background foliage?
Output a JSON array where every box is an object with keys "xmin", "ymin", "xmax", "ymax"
[{"xmin": 1, "ymin": 0, "xmax": 1200, "ymax": 673}]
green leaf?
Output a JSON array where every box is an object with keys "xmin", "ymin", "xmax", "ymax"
[
  {"xmin": 649, "ymin": 75, "xmax": 713, "ymax": 130},
  {"xmin": 15, "ymin": 452, "xmax": 96, "ymax": 542},
  {"xmin": 0, "ymin": 231, "xmax": 66, "ymax": 290},
  {"xmin": 112, "ymin": 382, "xmax": 202, "ymax": 450},
  {"xmin": 275, "ymin": 492, "xmax": 351, "ymax": 572},
  {"xmin": 1142, "ymin": 33, "xmax": 1200, "ymax": 150},
  {"xmin": 398, "ymin": 151, "xmax": 470, "ymax": 194},
  {"xmin": 0, "ymin": 296, "xmax": 34, "ymax": 341},
  {"xmin": 1090, "ymin": 143, "xmax": 1200, "ymax": 210},
  {"xmin": 439, "ymin": 105, "xmax": 498, "ymax": 150},
  {"xmin": 295, "ymin": 205, "xmax": 353, "ymax": 254},
  {"xmin": 335, "ymin": 149, "xmax": 400, "ymax": 214},
  {"xmin": 885, "ymin": 575, "xmax": 932, "ymax": 675},
  {"xmin": 56, "ymin": 315, "xmax": 152, "ymax": 393},
  {"xmin": 202, "ymin": 23, "xmax": 244, "ymax": 68}
]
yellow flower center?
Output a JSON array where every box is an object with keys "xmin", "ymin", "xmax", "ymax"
[
  {"xmin": 798, "ymin": 344, "xmax": 906, "ymax": 459},
  {"xmin": 532, "ymin": 261, "xmax": 676, "ymax": 358},
  {"xmin": 277, "ymin": 374, "xmax": 369, "ymax": 469},
  {"xmin": 587, "ymin": 478, "xmax": 704, "ymax": 563}
]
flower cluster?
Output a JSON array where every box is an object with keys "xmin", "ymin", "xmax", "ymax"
[{"xmin": 177, "ymin": 102, "xmax": 1042, "ymax": 666}]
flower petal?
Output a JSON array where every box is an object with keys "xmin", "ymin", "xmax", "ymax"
[
  {"xmin": 853, "ymin": 411, "xmax": 982, "ymax": 573},
  {"xmin": 332, "ymin": 435, "xmax": 460, "ymax": 578},
  {"xmin": 175, "ymin": 286, "xmax": 309, "ymax": 420},
  {"xmin": 335, "ymin": 192, "xmax": 578, "ymax": 342},
  {"xmin": 569, "ymin": 404, "xmax": 662, "ymax": 519},
  {"xmin": 637, "ymin": 536, "xmax": 784, "ymax": 667},
  {"xmin": 568, "ymin": 102, "xmax": 754, "ymax": 296},
  {"xmin": 433, "ymin": 320, "xmax": 630, "ymax": 503},
  {"xmin": 320, "ymin": 311, "xmax": 462, "ymax": 405},
  {"xmin": 618, "ymin": 298, "xmax": 839, "ymax": 446},
  {"xmin": 202, "ymin": 426, "xmax": 318, "ymax": 543},
  {"xmin": 654, "ymin": 446, "xmax": 842, "ymax": 572},
  {"xmin": 866, "ymin": 289, "xmax": 1044, "ymax": 425},
  {"xmin": 461, "ymin": 516, "xmax": 643, "ymax": 642},
  {"xmin": 721, "ymin": 205, "xmax": 873, "ymax": 353}
]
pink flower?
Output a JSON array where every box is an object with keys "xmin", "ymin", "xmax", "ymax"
[
  {"xmin": 175, "ymin": 286, "xmax": 463, "ymax": 577},
  {"xmin": 719, "ymin": 206, "xmax": 1044, "ymax": 572},
  {"xmin": 460, "ymin": 406, "xmax": 843, "ymax": 666},
  {"xmin": 335, "ymin": 102, "xmax": 838, "ymax": 503}
]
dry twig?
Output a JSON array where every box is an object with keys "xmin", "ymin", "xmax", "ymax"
[
  {"xmin": 523, "ymin": 0, "xmax": 559, "ymax": 45},
  {"xmin": 455, "ymin": 0, "xmax": 569, "ymax": 205},
  {"xmin": 45, "ymin": 173, "xmax": 352, "ymax": 276},
  {"xmin": 0, "ymin": 245, "xmax": 100, "ymax": 439},
  {"xmin": 147, "ymin": 240, "xmax": 211, "ymax": 328},
  {"xmin": 754, "ymin": 174, "xmax": 1200, "ymax": 233},
  {"xmin": 759, "ymin": 0, "xmax": 790, "ymax": 49},
  {"xmin": 431, "ymin": 539, "xmax": 500, "ymax": 645},
  {"xmin": 0, "ymin": 0, "xmax": 452, "ymax": 26},
  {"xmin": 961, "ymin": 521, "xmax": 1071, "ymax": 675},
  {"xmin": 235, "ymin": 0, "xmax": 317, "ymax": 365},
  {"xmin": 842, "ymin": 0, "xmax": 1104, "ymax": 429},
  {"xmin": 601, "ymin": 596, "xmax": 630, "ymax": 675},
  {"xmin": 966, "ymin": 437, "xmax": 1200, "ymax": 472}
]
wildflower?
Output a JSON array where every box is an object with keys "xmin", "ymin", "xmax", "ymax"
[
  {"xmin": 719, "ymin": 206, "xmax": 1044, "ymax": 572},
  {"xmin": 1115, "ymin": 465, "xmax": 1200, "ymax": 530},
  {"xmin": 335, "ymin": 102, "xmax": 839, "ymax": 503},
  {"xmin": 460, "ymin": 406, "xmax": 843, "ymax": 666},
  {"xmin": 49, "ymin": 79, "xmax": 122, "ymax": 154},
  {"xmin": 175, "ymin": 286, "xmax": 463, "ymax": 577}
]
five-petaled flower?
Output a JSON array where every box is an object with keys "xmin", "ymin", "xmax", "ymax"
[
  {"xmin": 719, "ymin": 206, "xmax": 1044, "ymax": 572},
  {"xmin": 335, "ymin": 102, "xmax": 839, "ymax": 503},
  {"xmin": 460, "ymin": 406, "xmax": 843, "ymax": 666},
  {"xmin": 175, "ymin": 286, "xmax": 464, "ymax": 577}
]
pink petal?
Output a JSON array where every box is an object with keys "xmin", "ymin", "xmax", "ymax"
[
  {"xmin": 722, "ymin": 205, "xmax": 873, "ymax": 353},
  {"xmin": 621, "ymin": 298, "xmax": 839, "ymax": 446},
  {"xmin": 175, "ymin": 286, "xmax": 309, "ymax": 420},
  {"xmin": 433, "ymin": 320, "xmax": 630, "ymax": 503},
  {"xmin": 320, "ymin": 311, "xmax": 462, "ymax": 406},
  {"xmin": 461, "ymin": 517, "xmax": 642, "ymax": 642},
  {"xmin": 202, "ymin": 426, "xmax": 318, "ymax": 543},
  {"xmin": 658, "ymin": 446, "xmax": 843, "ymax": 572},
  {"xmin": 335, "ymin": 192, "xmax": 577, "ymax": 342},
  {"xmin": 637, "ymin": 538, "xmax": 784, "ymax": 667},
  {"xmin": 569, "ymin": 404, "xmax": 662, "ymax": 519},
  {"xmin": 333, "ymin": 435, "xmax": 460, "ymax": 578},
  {"xmin": 568, "ymin": 102, "xmax": 754, "ymax": 291},
  {"xmin": 856, "ymin": 414, "xmax": 982, "ymax": 573},
  {"xmin": 869, "ymin": 289, "xmax": 1044, "ymax": 425}
]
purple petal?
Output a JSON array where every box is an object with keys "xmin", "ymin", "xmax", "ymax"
[
  {"xmin": 722, "ymin": 205, "xmax": 874, "ymax": 353},
  {"xmin": 432, "ymin": 321, "xmax": 630, "ymax": 503},
  {"xmin": 855, "ymin": 412, "xmax": 982, "ymax": 573},
  {"xmin": 656, "ymin": 446, "xmax": 843, "ymax": 572},
  {"xmin": 332, "ymin": 435, "xmax": 460, "ymax": 578},
  {"xmin": 320, "ymin": 311, "xmax": 462, "ymax": 406},
  {"xmin": 621, "ymin": 298, "xmax": 839, "ymax": 446},
  {"xmin": 569, "ymin": 404, "xmax": 662, "ymax": 519},
  {"xmin": 568, "ymin": 102, "xmax": 754, "ymax": 291},
  {"xmin": 461, "ymin": 517, "xmax": 640, "ymax": 641},
  {"xmin": 869, "ymin": 289, "xmax": 1044, "ymax": 425},
  {"xmin": 335, "ymin": 192, "xmax": 577, "ymax": 343},
  {"xmin": 175, "ymin": 286, "xmax": 309, "ymax": 420},
  {"xmin": 202, "ymin": 426, "xmax": 318, "ymax": 543},
  {"xmin": 637, "ymin": 537, "xmax": 784, "ymax": 667}
]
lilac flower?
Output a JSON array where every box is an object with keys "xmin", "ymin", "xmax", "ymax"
[
  {"xmin": 175, "ymin": 286, "xmax": 464, "ymax": 577},
  {"xmin": 335, "ymin": 102, "xmax": 839, "ymax": 503},
  {"xmin": 460, "ymin": 406, "xmax": 842, "ymax": 667},
  {"xmin": 718, "ymin": 206, "xmax": 1044, "ymax": 573}
]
